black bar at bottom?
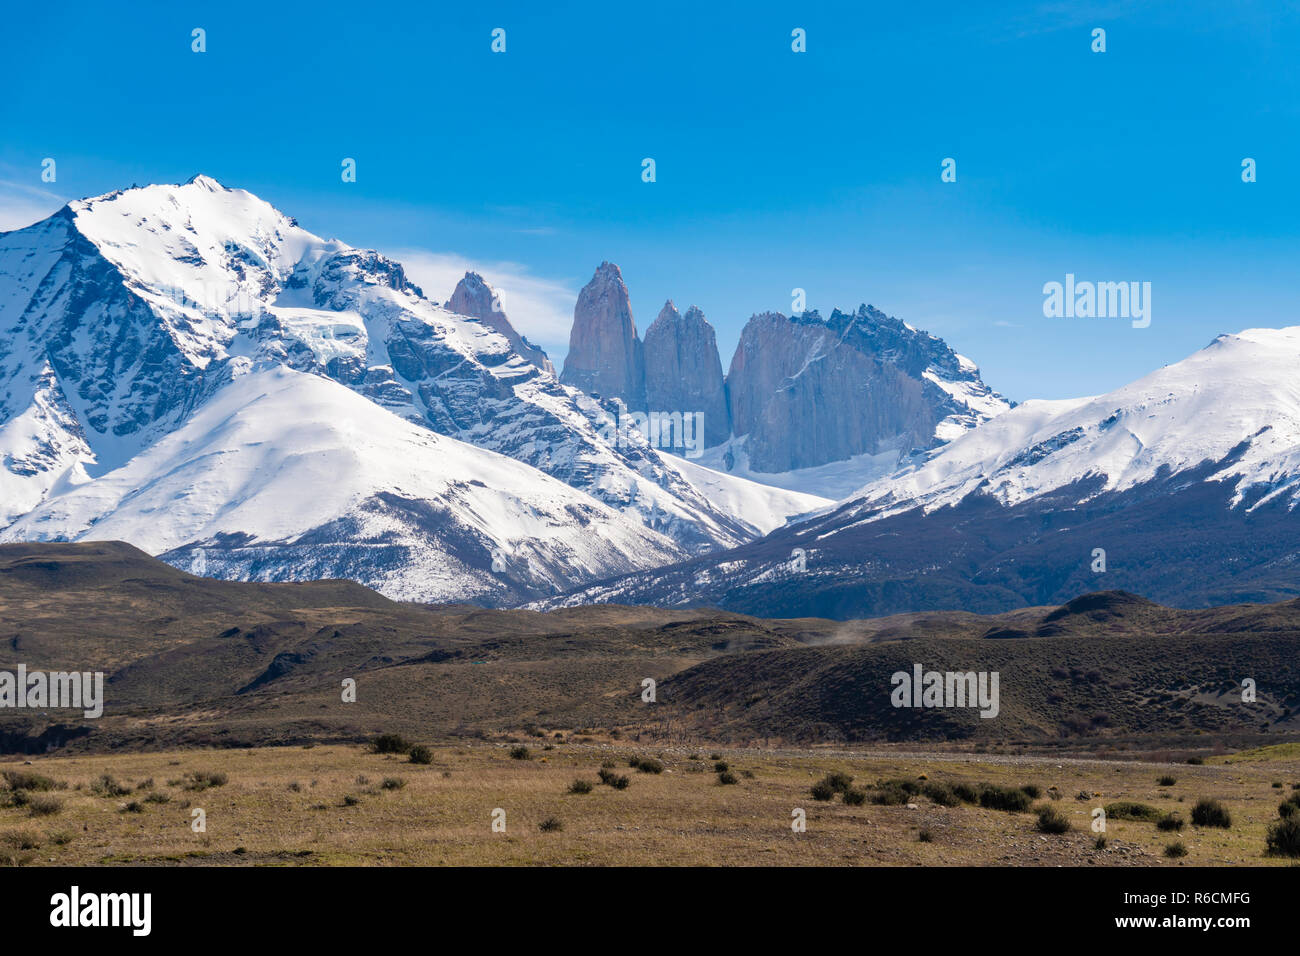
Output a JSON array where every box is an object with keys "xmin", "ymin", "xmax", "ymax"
[{"xmin": 0, "ymin": 865, "xmax": 1278, "ymax": 941}]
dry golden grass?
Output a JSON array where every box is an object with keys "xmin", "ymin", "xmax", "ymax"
[{"xmin": 1, "ymin": 743, "xmax": 1296, "ymax": 866}]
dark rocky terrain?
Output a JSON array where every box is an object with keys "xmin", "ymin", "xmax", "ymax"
[{"xmin": 3, "ymin": 542, "xmax": 1298, "ymax": 757}]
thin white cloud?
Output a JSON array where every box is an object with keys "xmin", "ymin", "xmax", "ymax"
[
  {"xmin": 388, "ymin": 249, "xmax": 575, "ymax": 355},
  {"xmin": 0, "ymin": 179, "xmax": 66, "ymax": 232}
]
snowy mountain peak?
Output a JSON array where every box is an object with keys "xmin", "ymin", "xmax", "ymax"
[
  {"xmin": 183, "ymin": 173, "xmax": 226, "ymax": 190},
  {"xmin": 838, "ymin": 323, "xmax": 1300, "ymax": 524},
  {"xmin": 0, "ymin": 178, "xmax": 829, "ymax": 602},
  {"xmin": 445, "ymin": 271, "xmax": 554, "ymax": 375}
]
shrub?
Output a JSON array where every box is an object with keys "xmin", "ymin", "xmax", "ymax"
[
  {"xmin": 370, "ymin": 733, "xmax": 411, "ymax": 755},
  {"xmin": 342, "ymin": 794, "xmax": 361, "ymax": 806},
  {"xmin": 90, "ymin": 774, "xmax": 131, "ymax": 797},
  {"xmin": 27, "ymin": 794, "xmax": 62, "ymax": 817},
  {"xmin": 538, "ymin": 817, "xmax": 564, "ymax": 832},
  {"xmin": 1094, "ymin": 836, "xmax": 1108, "ymax": 850},
  {"xmin": 878, "ymin": 776, "xmax": 921, "ymax": 795},
  {"xmin": 718, "ymin": 770, "xmax": 738, "ymax": 785},
  {"xmin": 1020, "ymin": 784, "xmax": 1042, "ymax": 799},
  {"xmin": 568, "ymin": 779, "xmax": 593, "ymax": 795},
  {"xmin": 636, "ymin": 758, "xmax": 664, "ymax": 774},
  {"xmin": 380, "ymin": 777, "xmax": 406, "ymax": 791},
  {"xmin": 121, "ymin": 801, "xmax": 144, "ymax": 813},
  {"xmin": 408, "ymin": 746, "xmax": 433, "ymax": 765},
  {"xmin": 953, "ymin": 782, "xmax": 980, "ymax": 804},
  {"xmin": 871, "ymin": 784, "xmax": 912, "ymax": 806},
  {"xmin": 3, "ymin": 831, "xmax": 40, "ymax": 850},
  {"xmin": 979, "ymin": 785, "xmax": 1032, "ymax": 813},
  {"xmin": 842, "ymin": 788, "xmax": 867, "ymax": 806},
  {"xmin": 1104, "ymin": 801, "xmax": 1163, "ymax": 822},
  {"xmin": 810, "ymin": 781, "xmax": 835, "ymax": 801},
  {"xmin": 509, "ymin": 745, "xmax": 531, "ymax": 761},
  {"xmin": 181, "ymin": 771, "xmax": 227, "ymax": 792},
  {"xmin": 922, "ymin": 782, "xmax": 962, "ymax": 807},
  {"xmin": 1035, "ymin": 806, "xmax": 1070, "ymax": 834},
  {"xmin": 1164, "ymin": 841, "xmax": 1188, "ymax": 858},
  {"xmin": 713, "ymin": 761, "xmax": 730, "ymax": 774},
  {"xmin": 143, "ymin": 791, "xmax": 170, "ymax": 804},
  {"xmin": 1278, "ymin": 799, "xmax": 1300, "ymax": 819},
  {"xmin": 917, "ymin": 829, "xmax": 934, "ymax": 843},
  {"xmin": 1157, "ymin": 775, "xmax": 1177, "ymax": 787},
  {"xmin": 1157, "ymin": 813, "xmax": 1185, "ymax": 832},
  {"xmin": 823, "ymin": 772, "xmax": 854, "ymax": 794},
  {"xmin": 3, "ymin": 771, "xmax": 61, "ymax": 792},
  {"xmin": 627, "ymin": 757, "xmax": 641, "ymax": 769},
  {"xmin": 1186, "ymin": 756, "xmax": 1204, "ymax": 765},
  {"xmin": 597, "ymin": 768, "xmax": 629, "ymax": 790},
  {"xmin": 1191, "ymin": 798, "xmax": 1231, "ymax": 829},
  {"xmin": 1265, "ymin": 817, "xmax": 1300, "ymax": 857}
]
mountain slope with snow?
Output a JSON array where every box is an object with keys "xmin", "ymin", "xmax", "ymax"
[
  {"xmin": 658, "ymin": 455, "xmax": 830, "ymax": 535},
  {"xmin": 0, "ymin": 368, "xmax": 680, "ymax": 603},
  {"xmin": 0, "ymin": 178, "xmax": 818, "ymax": 550},
  {"xmin": 838, "ymin": 327, "xmax": 1300, "ymax": 523},
  {"xmin": 538, "ymin": 328, "xmax": 1300, "ymax": 618},
  {"xmin": 0, "ymin": 176, "xmax": 830, "ymax": 601}
]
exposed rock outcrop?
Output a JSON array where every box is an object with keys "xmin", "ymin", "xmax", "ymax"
[
  {"xmin": 556, "ymin": 264, "xmax": 1008, "ymax": 477},
  {"xmin": 642, "ymin": 301, "xmax": 729, "ymax": 449},
  {"xmin": 726, "ymin": 306, "xmax": 1009, "ymax": 473},
  {"xmin": 560, "ymin": 262, "xmax": 645, "ymax": 409},
  {"xmin": 445, "ymin": 271, "xmax": 554, "ymax": 375}
]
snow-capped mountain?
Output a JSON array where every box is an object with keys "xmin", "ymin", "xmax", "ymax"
[
  {"xmin": 538, "ymin": 328, "xmax": 1300, "ymax": 618},
  {"xmin": 838, "ymin": 327, "xmax": 1300, "ymax": 520},
  {"xmin": 2, "ymin": 367, "xmax": 684, "ymax": 603},
  {"xmin": 0, "ymin": 176, "xmax": 827, "ymax": 601},
  {"xmin": 555, "ymin": 263, "xmax": 1012, "ymax": 498}
]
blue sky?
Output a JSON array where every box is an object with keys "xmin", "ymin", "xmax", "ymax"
[{"xmin": 2, "ymin": 0, "xmax": 1298, "ymax": 401}]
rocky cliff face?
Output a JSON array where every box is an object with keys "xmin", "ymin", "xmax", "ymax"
[
  {"xmin": 642, "ymin": 301, "xmax": 729, "ymax": 449},
  {"xmin": 560, "ymin": 262, "xmax": 645, "ymax": 409},
  {"xmin": 445, "ymin": 271, "xmax": 554, "ymax": 375},
  {"xmin": 726, "ymin": 306, "xmax": 1010, "ymax": 474},
  {"xmin": 556, "ymin": 268, "xmax": 1007, "ymax": 477}
]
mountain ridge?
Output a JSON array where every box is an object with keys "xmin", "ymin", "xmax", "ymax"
[
  {"xmin": 556, "ymin": 260, "xmax": 1011, "ymax": 483},
  {"xmin": 536, "ymin": 325, "xmax": 1300, "ymax": 618},
  {"xmin": 0, "ymin": 177, "xmax": 827, "ymax": 602}
]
